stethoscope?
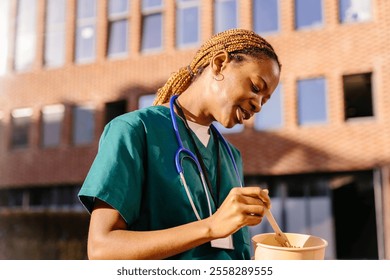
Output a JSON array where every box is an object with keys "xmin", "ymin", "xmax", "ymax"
[{"xmin": 169, "ymin": 95, "xmax": 243, "ymax": 221}]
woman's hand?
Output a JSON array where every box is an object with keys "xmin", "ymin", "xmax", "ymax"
[{"xmin": 205, "ymin": 186, "xmax": 270, "ymax": 239}]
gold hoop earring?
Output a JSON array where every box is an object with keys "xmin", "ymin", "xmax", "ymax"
[{"xmin": 213, "ymin": 73, "xmax": 224, "ymax": 81}]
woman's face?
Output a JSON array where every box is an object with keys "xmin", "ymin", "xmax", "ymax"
[{"xmin": 210, "ymin": 55, "xmax": 280, "ymax": 128}]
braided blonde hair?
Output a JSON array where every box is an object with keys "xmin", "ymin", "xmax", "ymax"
[{"xmin": 153, "ymin": 29, "xmax": 280, "ymax": 105}]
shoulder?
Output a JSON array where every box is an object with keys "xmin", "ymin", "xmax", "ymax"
[
  {"xmin": 106, "ymin": 106, "xmax": 171, "ymax": 132},
  {"xmin": 114, "ymin": 106, "xmax": 170, "ymax": 126}
]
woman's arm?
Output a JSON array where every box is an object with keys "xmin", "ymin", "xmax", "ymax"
[{"xmin": 87, "ymin": 186, "xmax": 270, "ymax": 260}]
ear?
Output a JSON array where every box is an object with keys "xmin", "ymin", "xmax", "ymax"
[{"xmin": 210, "ymin": 50, "xmax": 230, "ymax": 75}]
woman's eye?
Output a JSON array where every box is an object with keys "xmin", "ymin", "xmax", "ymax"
[{"xmin": 251, "ymin": 83, "xmax": 260, "ymax": 93}]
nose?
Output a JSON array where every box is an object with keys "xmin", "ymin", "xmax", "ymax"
[{"xmin": 250, "ymin": 97, "xmax": 262, "ymax": 113}]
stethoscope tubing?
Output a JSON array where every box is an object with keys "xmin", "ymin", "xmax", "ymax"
[{"xmin": 169, "ymin": 95, "xmax": 243, "ymax": 220}]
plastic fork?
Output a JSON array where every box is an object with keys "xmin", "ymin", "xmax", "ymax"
[{"xmin": 264, "ymin": 208, "xmax": 293, "ymax": 248}]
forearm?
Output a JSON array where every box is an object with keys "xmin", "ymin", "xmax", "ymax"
[{"xmin": 88, "ymin": 218, "xmax": 214, "ymax": 260}]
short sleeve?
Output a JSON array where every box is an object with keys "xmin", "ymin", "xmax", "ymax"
[{"xmin": 78, "ymin": 118, "xmax": 145, "ymax": 225}]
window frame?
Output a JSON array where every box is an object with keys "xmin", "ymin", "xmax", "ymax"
[
  {"xmin": 297, "ymin": 77, "xmax": 328, "ymax": 126},
  {"xmin": 41, "ymin": 104, "xmax": 65, "ymax": 148},
  {"xmin": 75, "ymin": 0, "xmax": 97, "ymax": 64},
  {"xmin": 254, "ymin": 83, "xmax": 284, "ymax": 131},
  {"xmin": 175, "ymin": 0, "xmax": 200, "ymax": 48},
  {"xmin": 107, "ymin": 0, "xmax": 130, "ymax": 58},
  {"xmin": 10, "ymin": 108, "xmax": 33, "ymax": 149},
  {"xmin": 343, "ymin": 72, "xmax": 375, "ymax": 121},
  {"xmin": 294, "ymin": 0, "xmax": 324, "ymax": 30},
  {"xmin": 72, "ymin": 104, "xmax": 96, "ymax": 146},
  {"xmin": 214, "ymin": 0, "xmax": 239, "ymax": 34},
  {"xmin": 339, "ymin": 0, "xmax": 373, "ymax": 24},
  {"xmin": 44, "ymin": 0, "xmax": 67, "ymax": 68},
  {"xmin": 14, "ymin": 0, "xmax": 38, "ymax": 72},
  {"xmin": 141, "ymin": 0, "xmax": 164, "ymax": 52},
  {"xmin": 253, "ymin": 0, "xmax": 280, "ymax": 35}
]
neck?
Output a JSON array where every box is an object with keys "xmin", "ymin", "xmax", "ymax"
[{"xmin": 176, "ymin": 89, "xmax": 213, "ymax": 126}]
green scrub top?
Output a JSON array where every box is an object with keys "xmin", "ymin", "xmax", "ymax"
[{"xmin": 78, "ymin": 105, "xmax": 251, "ymax": 260}]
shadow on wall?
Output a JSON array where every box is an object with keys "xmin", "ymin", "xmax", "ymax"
[
  {"xmin": 0, "ymin": 211, "xmax": 90, "ymax": 260},
  {"xmin": 228, "ymin": 131, "xmax": 376, "ymax": 175}
]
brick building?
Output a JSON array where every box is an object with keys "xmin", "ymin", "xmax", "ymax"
[{"xmin": 0, "ymin": 0, "xmax": 389, "ymax": 259}]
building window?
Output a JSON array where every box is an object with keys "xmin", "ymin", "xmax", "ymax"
[
  {"xmin": 138, "ymin": 94, "xmax": 156, "ymax": 108},
  {"xmin": 343, "ymin": 73, "xmax": 373, "ymax": 120},
  {"xmin": 0, "ymin": 0, "xmax": 10, "ymax": 75},
  {"xmin": 41, "ymin": 104, "xmax": 65, "ymax": 148},
  {"xmin": 107, "ymin": 0, "xmax": 129, "ymax": 57},
  {"xmin": 214, "ymin": 0, "xmax": 238, "ymax": 34},
  {"xmin": 253, "ymin": 0, "xmax": 279, "ymax": 34},
  {"xmin": 44, "ymin": 0, "xmax": 66, "ymax": 68},
  {"xmin": 339, "ymin": 0, "xmax": 372, "ymax": 24},
  {"xmin": 297, "ymin": 77, "xmax": 327, "ymax": 125},
  {"xmin": 11, "ymin": 108, "xmax": 33, "ymax": 149},
  {"xmin": 75, "ymin": 0, "xmax": 97, "ymax": 63},
  {"xmin": 295, "ymin": 0, "xmax": 323, "ymax": 30},
  {"xmin": 176, "ymin": 0, "xmax": 200, "ymax": 48},
  {"xmin": 141, "ymin": 0, "xmax": 163, "ymax": 52},
  {"xmin": 105, "ymin": 99, "xmax": 127, "ymax": 124},
  {"xmin": 0, "ymin": 185, "xmax": 82, "ymax": 210},
  {"xmin": 14, "ymin": 0, "xmax": 37, "ymax": 71},
  {"xmin": 254, "ymin": 84, "xmax": 283, "ymax": 130},
  {"xmin": 72, "ymin": 105, "xmax": 95, "ymax": 145}
]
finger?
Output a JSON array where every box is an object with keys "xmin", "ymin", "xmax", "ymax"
[
  {"xmin": 244, "ymin": 204, "xmax": 266, "ymax": 217},
  {"xmin": 242, "ymin": 187, "xmax": 271, "ymax": 208}
]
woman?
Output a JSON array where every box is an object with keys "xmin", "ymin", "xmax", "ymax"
[{"xmin": 78, "ymin": 29, "xmax": 281, "ymax": 260}]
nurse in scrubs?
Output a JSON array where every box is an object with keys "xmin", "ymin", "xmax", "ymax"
[{"xmin": 78, "ymin": 29, "xmax": 281, "ymax": 260}]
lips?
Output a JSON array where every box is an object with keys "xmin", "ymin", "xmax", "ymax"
[{"xmin": 236, "ymin": 107, "xmax": 252, "ymax": 124}]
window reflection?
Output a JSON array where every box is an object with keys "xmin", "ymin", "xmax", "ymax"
[
  {"xmin": 255, "ymin": 84, "xmax": 283, "ymax": 130},
  {"xmin": 295, "ymin": 0, "xmax": 323, "ymax": 29},
  {"xmin": 297, "ymin": 77, "xmax": 327, "ymax": 125},
  {"xmin": 214, "ymin": 0, "xmax": 237, "ymax": 34},
  {"xmin": 75, "ymin": 0, "xmax": 97, "ymax": 62},
  {"xmin": 253, "ymin": 0, "xmax": 279, "ymax": 34},
  {"xmin": 339, "ymin": 0, "xmax": 372, "ymax": 23},
  {"xmin": 176, "ymin": 0, "xmax": 200, "ymax": 47},
  {"xmin": 141, "ymin": 0, "xmax": 163, "ymax": 51}
]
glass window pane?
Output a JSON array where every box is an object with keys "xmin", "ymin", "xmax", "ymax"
[
  {"xmin": 295, "ymin": 0, "xmax": 323, "ymax": 29},
  {"xmin": 254, "ymin": 84, "xmax": 283, "ymax": 130},
  {"xmin": 47, "ymin": 0, "xmax": 66, "ymax": 23},
  {"xmin": 298, "ymin": 78, "xmax": 327, "ymax": 125},
  {"xmin": 77, "ymin": 0, "xmax": 97, "ymax": 19},
  {"xmin": 141, "ymin": 14, "xmax": 163, "ymax": 50},
  {"xmin": 75, "ymin": 24, "xmax": 96, "ymax": 61},
  {"xmin": 176, "ymin": 5, "xmax": 199, "ymax": 46},
  {"xmin": 45, "ymin": 0, "xmax": 66, "ymax": 67},
  {"xmin": 214, "ymin": 0, "xmax": 237, "ymax": 33},
  {"xmin": 343, "ymin": 73, "xmax": 373, "ymax": 119},
  {"xmin": 45, "ymin": 30, "xmax": 66, "ymax": 67},
  {"xmin": 42, "ymin": 104, "xmax": 65, "ymax": 148},
  {"xmin": 143, "ymin": 0, "xmax": 163, "ymax": 9},
  {"xmin": 139, "ymin": 94, "xmax": 156, "ymax": 108},
  {"xmin": 108, "ymin": 20, "xmax": 128, "ymax": 56},
  {"xmin": 14, "ymin": 0, "xmax": 37, "ymax": 71},
  {"xmin": 0, "ymin": 0, "xmax": 10, "ymax": 75},
  {"xmin": 109, "ymin": 0, "xmax": 129, "ymax": 15},
  {"xmin": 11, "ymin": 108, "xmax": 33, "ymax": 148},
  {"xmin": 253, "ymin": 0, "xmax": 279, "ymax": 34},
  {"xmin": 339, "ymin": 0, "xmax": 372, "ymax": 23},
  {"xmin": 73, "ymin": 105, "xmax": 95, "ymax": 145}
]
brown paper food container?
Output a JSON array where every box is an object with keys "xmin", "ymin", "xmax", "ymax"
[{"xmin": 252, "ymin": 233, "xmax": 328, "ymax": 260}]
